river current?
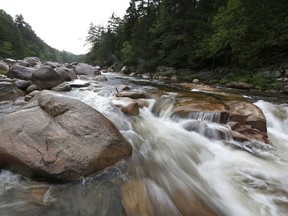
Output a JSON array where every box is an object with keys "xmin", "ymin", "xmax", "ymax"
[{"xmin": 0, "ymin": 73, "xmax": 288, "ymax": 216}]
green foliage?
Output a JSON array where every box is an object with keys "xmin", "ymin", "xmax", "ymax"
[
  {"xmin": 0, "ymin": 9, "xmax": 82, "ymax": 62},
  {"xmin": 0, "ymin": 41, "xmax": 13, "ymax": 57},
  {"xmin": 85, "ymin": 0, "xmax": 288, "ymax": 74},
  {"xmin": 121, "ymin": 41, "xmax": 135, "ymax": 65}
]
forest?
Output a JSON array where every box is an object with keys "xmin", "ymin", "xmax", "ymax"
[
  {"xmin": 85, "ymin": 0, "xmax": 288, "ymax": 72},
  {"xmin": 1, "ymin": 0, "xmax": 288, "ymax": 74},
  {"xmin": 0, "ymin": 9, "xmax": 83, "ymax": 63}
]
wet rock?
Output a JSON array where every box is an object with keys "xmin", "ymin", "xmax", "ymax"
[
  {"xmin": 0, "ymin": 90, "xmax": 132, "ymax": 181},
  {"xmin": 121, "ymin": 179, "xmax": 154, "ymax": 216},
  {"xmin": 229, "ymin": 122, "xmax": 270, "ymax": 144},
  {"xmin": 69, "ymin": 80, "xmax": 90, "ymax": 88},
  {"xmin": 225, "ymin": 101, "xmax": 267, "ymax": 133},
  {"xmin": 32, "ymin": 66, "xmax": 64, "ymax": 89},
  {"xmin": 93, "ymin": 75, "xmax": 108, "ymax": 82},
  {"xmin": 135, "ymin": 98, "xmax": 150, "ymax": 108},
  {"xmin": 171, "ymin": 95, "xmax": 269, "ymax": 144},
  {"xmin": 116, "ymin": 91, "xmax": 146, "ymax": 99},
  {"xmin": 116, "ymin": 85, "xmax": 131, "ymax": 91},
  {"xmin": 173, "ymin": 100, "xmax": 228, "ymax": 124},
  {"xmin": 171, "ymin": 190, "xmax": 218, "ymax": 216},
  {"xmin": 112, "ymin": 97, "xmax": 139, "ymax": 116}
]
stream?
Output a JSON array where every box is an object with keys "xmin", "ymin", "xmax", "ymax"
[{"xmin": 0, "ymin": 73, "xmax": 288, "ymax": 216}]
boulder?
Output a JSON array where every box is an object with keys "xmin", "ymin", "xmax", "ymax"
[
  {"xmin": 93, "ymin": 75, "xmax": 108, "ymax": 82},
  {"xmin": 59, "ymin": 67, "xmax": 77, "ymax": 80},
  {"xmin": 225, "ymin": 101, "xmax": 267, "ymax": 133},
  {"xmin": 7, "ymin": 64, "xmax": 35, "ymax": 80},
  {"xmin": 171, "ymin": 96, "xmax": 269, "ymax": 144},
  {"xmin": 17, "ymin": 60, "xmax": 31, "ymax": 67},
  {"xmin": 0, "ymin": 61, "xmax": 9, "ymax": 75},
  {"xmin": 0, "ymin": 81, "xmax": 20, "ymax": 101},
  {"xmin": 26, "ymin": 84, "xmax": 40, "ymax": 93},
  {"xmin": 51, "ymin": 83, "xmax": 72, "ymax": 92},
  {"xmin": 0, "ymin": 90, "xmax": 132, "ymax": 181},
  {"xmin": 15, "ymin": 79, "xmax": 30, "ymax": 91},
  {"xmin": 172, "ymin": 99, "xmax": 228, "ymax": 124},
  {"xmin": 23, "ymin": 57, "xmax": 41, "ymax": 67},
  {"xmin": 55, "ymin": 67, "xmax": 74, "ymax": 81},
  {"xmin": 75, "ymin": 63, "xmax": 97, "ymax": 77},
  {"xmin": 121, "ymin": 66, "xmax": 130, "ymax": 74},
  {"xmin": 116, "ymin": 91, "xmax": 146, "ymax": 99},
  {"xmin": 112, "ymin": 97, "xmax": 139, "ymax": 116},
  {"xmin": 32, "ymin": 66, "xmax": 64, "ymax": 89},
  {"xmin": 43, "ymin": 61, "xmax": 61, "ymax": 68}
]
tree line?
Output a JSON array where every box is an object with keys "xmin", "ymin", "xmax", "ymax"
[
  {"xmin": 85, "ymin": 0, "xmax": 288, "ymax": 72},
  {"xmin": 0, "ymin": 9, "xmax": 83, "ymax": 63}
]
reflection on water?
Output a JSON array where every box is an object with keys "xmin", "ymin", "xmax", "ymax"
[{"xmin": 1, "ymin": 74, "xmax": 288, "ymax": 216}]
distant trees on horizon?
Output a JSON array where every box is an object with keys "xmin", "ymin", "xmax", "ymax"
[{"xmin": 0, "ymin": 9, "xmax": 83, "ymax": 63}]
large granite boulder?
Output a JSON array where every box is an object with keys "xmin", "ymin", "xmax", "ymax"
[
  {"xmin": 7, "ymin": 64, "xmax": 35, "ymax": 80},
  {"xmin": 31, "ymin": 66, "xmax": 64, "ymax": 89},
  {"xmin": 0, "ymin": 90, "xmax": 132, "ymax": 181},
  {"xmin": 75, "ymin": 63, "xmax": 98, "ymax": 77}
]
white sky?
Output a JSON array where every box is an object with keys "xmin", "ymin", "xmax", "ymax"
[{"xmin": 0, "ymin": 0, "xmax": 130, "ymax": 54}]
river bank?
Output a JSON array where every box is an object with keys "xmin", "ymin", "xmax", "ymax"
[{"xmin": 115, "ymin": 63, "xmax": 288, "ymax": 95}]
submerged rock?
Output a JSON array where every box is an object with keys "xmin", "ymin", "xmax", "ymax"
[{"xmin": 0, "ymin": 90, "xmax": 132, "ymax": 181}]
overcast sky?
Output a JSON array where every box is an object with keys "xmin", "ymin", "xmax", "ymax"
[{"xmin": 0, "ymin": 0, "xmax": 130, "ymax": 54}]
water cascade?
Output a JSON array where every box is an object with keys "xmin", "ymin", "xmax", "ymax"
[{"xmin": 0, "ymin": 73, "xmax": 288, "ymax": 216}]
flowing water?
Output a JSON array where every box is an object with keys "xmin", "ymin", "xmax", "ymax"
[{"xmin": 1, "ymin": 73, "xmax": 288, "ymax": 216}]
